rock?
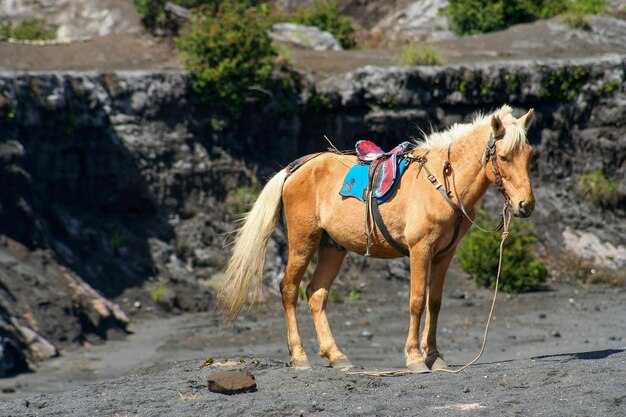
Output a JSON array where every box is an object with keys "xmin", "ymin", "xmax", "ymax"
[
  {"xmin": 372, "ymin": 0, "xmax": 452, "ymax": 44},
  {"xmin": 269, "ymin": 23, "xmax": 343, "ymax": 51},
  {"xmin": 207, "ymin": 370, "xmax": 257, "ymax": 395},
  {"xmin": 562, "ymin": 228, "xmax": 626, "ymax": 269},
  {"xmin": 1, "ymin": 0, "xmax": 142, "ymax": 41}
]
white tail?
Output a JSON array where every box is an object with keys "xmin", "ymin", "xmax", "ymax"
[{"xmin": 218, "ymin": 169, "xmax": 288, "ymax": 322}]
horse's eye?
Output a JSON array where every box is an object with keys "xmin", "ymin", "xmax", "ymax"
[{"xmin": 499, "ymin": 155, "xmax": 509, "ymax": 162}]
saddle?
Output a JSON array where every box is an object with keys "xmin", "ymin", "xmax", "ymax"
[
  {"xmin": 340, "ymin": 140, "xmax": 414, "ymax": 202},
  {"xmin": 340, "ymin": 140, "xmax": 415, "ymax": 256}
]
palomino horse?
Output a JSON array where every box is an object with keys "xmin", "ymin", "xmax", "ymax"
[{"xmin": 219, "ymin": 105, "xmax": 535, "ymax": 373}]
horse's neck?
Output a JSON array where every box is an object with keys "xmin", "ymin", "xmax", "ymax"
[{"xmin": 447, "ymin": 134, "xmax": 491, "ymax": 210}]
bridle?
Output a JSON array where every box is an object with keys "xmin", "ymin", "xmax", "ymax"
[
  {"xmin": 484, "ymin": 132, "xmax": 510, "ymax": 203},
  {"xmin": 449, "ymin": 131, "xmax": 510, "ymax": 233}
]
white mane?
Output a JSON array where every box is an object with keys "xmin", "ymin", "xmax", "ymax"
[{"xmin": 416, "ymin": 105, "xmax": 528, "ymax": 154}]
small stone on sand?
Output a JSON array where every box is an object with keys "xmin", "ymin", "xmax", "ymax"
[{"xmin": 207, "ymin": 370, "xmax": 257, "ymax": 395}]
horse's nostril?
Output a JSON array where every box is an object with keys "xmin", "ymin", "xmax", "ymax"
[{"xmin": 518, "ymin": 200, "xmax": 534, "ymax": 217}]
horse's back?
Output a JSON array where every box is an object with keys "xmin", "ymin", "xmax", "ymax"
[{"xmin": 283, "ymin": 152, "xmax": 355, "ymax": 201}]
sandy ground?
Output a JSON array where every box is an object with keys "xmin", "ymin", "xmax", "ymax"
[
  {"xmin": 1, "ymin": 349, "xmax": 625, "ymax": 416},
  {"xmin": 1, "ymin": 262, "xmax": 624, "ymax": 415}
]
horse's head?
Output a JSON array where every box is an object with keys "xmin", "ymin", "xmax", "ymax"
[{"xmin": 487, "ymin": 108, "xmax": 535, "ymax": 218}]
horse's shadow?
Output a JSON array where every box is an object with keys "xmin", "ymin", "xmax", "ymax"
[{"xmin": 532, "ymin": 348, "xmax": 624, "ymax": 362}]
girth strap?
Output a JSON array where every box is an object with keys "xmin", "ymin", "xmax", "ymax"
[
  {"xmin": 370, "ymin": 190, "xmax": 463, "ymax": 258},
  {"xmin": 371, "ymin": 198, "xmax": 410, "ymax": 257}
]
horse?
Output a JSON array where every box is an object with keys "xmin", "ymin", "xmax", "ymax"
[{"xmin": 218, "ymin": 105, "xmax": 535, "ymax": 373}]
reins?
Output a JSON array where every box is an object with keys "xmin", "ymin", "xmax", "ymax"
[{"xmin": 351, "ymin": 132, "xmax": 513, "ymax": 377}]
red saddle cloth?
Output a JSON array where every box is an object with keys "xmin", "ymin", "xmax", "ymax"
[{"xmin": 355, "ymin": 140, "xmax": 414, "ymax": 198}]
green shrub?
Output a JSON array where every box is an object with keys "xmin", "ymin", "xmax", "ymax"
[
  {"xmin": 151, "ymin": 282, "xmax": 170, "ymax": 303},
  {"xmin": 524, "ymin": 0, "xmax": 568, "ymax": 18},
  {"xmin": 447, "ymin": 0, "xmax": 607, "ymax": 35},
  {"xmin": 0, "ymin": 18, "xmax": 57, "ymax": 40},
  {"xmin": 345, "ymin": 290, "xmax": 362, "ymax": 302},
  {"xmin": 280, "ymin": 1, "xmax": 356, "ymax": 49},
  {"xmin": 448, "ymin": 0, "xmax": 533, "ymax": 35},
  {"xmin": 577, "ymin": 170, "xmax": 619, "ymax": 208},
  {"xmin": 457, "ymin": 210, "xmax": 548, "ymax": 293},
  {"xmin": 568, "ymin": 0, "xmax": 607, "ymax": 14},
  {"xmin": 399, "ymin": 44, "xmax": 443, "ymax": 66},
  {"xmin": 176, "ymin": 1, "xmax": 277, "ymax": 119}
]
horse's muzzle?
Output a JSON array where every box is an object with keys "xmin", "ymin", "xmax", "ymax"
[{"xmin": 515, "ymin": 200, "xmax": 535, "ymax": 218}]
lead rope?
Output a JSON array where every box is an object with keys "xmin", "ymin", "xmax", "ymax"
[
  {"xmin": 351, "ymin": 203, "xmax": 512, "ymax": 377},
  {"xmin": 432, "ymin": 203, "xmax": 511, "ymax": 374}
]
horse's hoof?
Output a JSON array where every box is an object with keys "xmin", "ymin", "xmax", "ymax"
[
  {"xmin": 330, "ymin": 358, "xmax": 354, "ymax": 371},
  {"xmin": 407, "ymin": 362, "xmax": 431, "ymax": 374},
  {"xmin": 430, "ymin": 357, "xmax": 448, "ymax": 371},
  {"xmin": 291, "ymin": 359, "xmax": 312, "ymax": 370}
]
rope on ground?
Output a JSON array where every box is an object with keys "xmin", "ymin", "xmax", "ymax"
[{"xmin": 350, "ymin": 205, "xmax": 512, "ymax": 377}]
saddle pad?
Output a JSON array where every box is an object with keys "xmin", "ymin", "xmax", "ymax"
[
  {"xmin": 340, "ymin": 158, "xmax": 409, "ymax": 203},
  {"xmin": 355, "ymin": 140, "xmax": 413, "ymax": 198}
]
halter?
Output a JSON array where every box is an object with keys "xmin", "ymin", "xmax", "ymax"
[{"xmin": 484, "ymin": 132, "xmax": 509, "ymax": 202}]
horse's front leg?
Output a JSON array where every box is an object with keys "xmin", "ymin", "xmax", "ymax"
[
  {"xmin": 405, "ymin": 244, "xmax": 431, "ymax": 373},
  {"xmin": 421, "ymin": 249, "xmax": 456, "ymax": 371}
]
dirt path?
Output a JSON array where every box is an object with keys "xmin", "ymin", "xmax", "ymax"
[{"xmin": 1, "ymin": 263, "xmax": 624, "ymax": 406}]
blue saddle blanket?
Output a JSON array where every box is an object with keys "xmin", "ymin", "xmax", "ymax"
[{"xmin": 339, "ymin": 158, "xmax": 409, "ymax": 203}]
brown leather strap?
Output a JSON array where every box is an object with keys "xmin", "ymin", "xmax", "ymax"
[
  {"xmin": 371, "ymin": 198, "xmax": 410, "ymax": 257},
  {"xmin": 371, "ymin": 191, "xmax": 463, "ymax": 258}
]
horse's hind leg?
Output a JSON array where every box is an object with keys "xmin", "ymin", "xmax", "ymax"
[
  {"xmin": 280, "ymin": 231, "xmax": 320, "ymax": 370},
  {"xmin": 306, "ymin": 246, "xmax": 352, "ymax": 370},
  {"xmin": 421, "ymin": 249, "xmax": 455, "ymax": 371}
]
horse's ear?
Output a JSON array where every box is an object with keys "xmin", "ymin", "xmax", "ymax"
[
  {"xmin": 491, "ymin": 115, "xmax": 504, "ymax": 137},
  {"xmin": 519, "ymin": 108, "xmax": 534, "ymax": 130}
]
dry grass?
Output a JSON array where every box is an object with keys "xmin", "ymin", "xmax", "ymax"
[
  {"xmin": 178, "ymin": 392, "xmax": 200, "ymax": 401},
  {"xmin": 551, "ymin": 250, "xmax": 624, "ymax": 287}
]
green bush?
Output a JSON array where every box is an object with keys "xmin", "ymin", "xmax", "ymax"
[
  {"xmin": 577, "ymin": 170, "xmax": 619, "ymax": 208},
  {"xmin": 176, "ymin": 1, "xmax": 277, "ymax": 119},
  {"xmin": 280, "ymin": 1, "xmax": 356, "ymax": 49},
  {"xmin": 568, "ymin": 0, "xmax": 607, "ymax": 14},
  {"xmin": 457, "ymin": 210, "xmax": 548, "ymax": 293},
  {"xmin": 399, "ymin": 44, "xmax": 443, "ymax": 66},
  {"xmin": 447, "ymin": 0, "xmax": 607, "ymax": 35},
  {"xmin": 151, "ymin": 282, "xmax": 171, "ymax": 303},
  {"xmin": 0, "ymin": 18, "xmax": 57, "ymax": 40},
  {"xmin": 448, "ymin": 0, "xmax": 533, "ymax": 35}
]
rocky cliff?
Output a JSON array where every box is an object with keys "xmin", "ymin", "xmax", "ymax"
[{"xmin": 0, "ymin": 55, "xmax": 624, "ymax": 375}]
